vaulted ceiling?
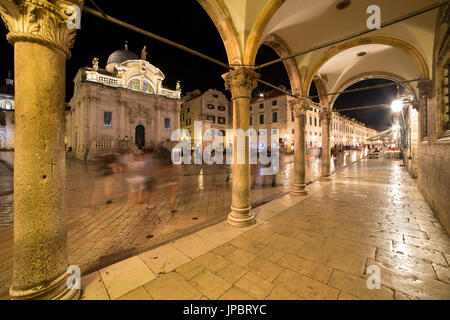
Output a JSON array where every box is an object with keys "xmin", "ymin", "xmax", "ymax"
[{"xmin": 199, "ymin": 0, "xmax": 442, "ymax": 97}]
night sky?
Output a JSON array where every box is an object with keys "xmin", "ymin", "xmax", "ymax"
[
  {"xmin": 0, "ymin": 0, "xmax": 399, "ymax": 131},
  {"xmin": 332, "ymin": 79, "xmax": 400, "ymax": 132}
]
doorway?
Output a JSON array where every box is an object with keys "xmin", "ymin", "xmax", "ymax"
[{"xmin": 135, "ymin": 125, "xmax": 145, "ymax": 149}]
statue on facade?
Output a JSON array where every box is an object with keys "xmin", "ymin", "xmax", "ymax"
[
  {"xmin": 92, "ymin": 57, "xmax": 99, "ymax": 71},
  {"xmin": 141, "ymin": 46, "xmax": 147, "ymax": 60},
  {"xmin": 176, "ymin": 80, "xmax": 181, "ymax": 92}
]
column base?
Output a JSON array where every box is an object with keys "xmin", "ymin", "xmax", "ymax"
[
  {"xmin": 291, "ymin": 184, "xmax": 308, "ymax": 196},
  {"xmin": 320, "ymin": 174, "xmax": 332, "ymax": 181},
  {"xmin": 227, "ymin": 206, "xmax": 255, "ymax": 227},
  {"xmin": 9, "ymin": 272, "xmax": 80, "ymax": 300}
]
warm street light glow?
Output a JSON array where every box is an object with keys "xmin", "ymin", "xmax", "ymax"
[{"xmin": 391, "ymin": 99, "xmax": 404, "ymax": 112}]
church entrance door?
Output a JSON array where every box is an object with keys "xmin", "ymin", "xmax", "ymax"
[{"xmin": 135, "ymin": 125, "xmax": 145, "ymax": 149}]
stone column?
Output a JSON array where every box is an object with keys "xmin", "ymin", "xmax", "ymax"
[
  {"xmin": 222, "ymin": 67, "xmax": 259, "ymax": 227},
  {"xmin": 290, "ymin": 97, "xmax": 309, "ymax": 195},
  {"xmin": 320, "ymin": 109, "xmax": 332, "ymax": 180},
  {"xmin": 0, "ymin": 0, "xmax": 83, "ymax": 299}
]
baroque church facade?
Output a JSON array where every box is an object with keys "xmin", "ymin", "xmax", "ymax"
[{"xmin": 66, "ymin": 43, "xmax": 181, "ymax": 160}]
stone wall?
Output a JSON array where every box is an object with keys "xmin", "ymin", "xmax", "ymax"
[
  {"xmin": 416, "ymin": 5, "xmax": 450, "ymax": 235},
  {"xmin": 418, "ymin": 142, "xmax": 450, "ymax": 234}
]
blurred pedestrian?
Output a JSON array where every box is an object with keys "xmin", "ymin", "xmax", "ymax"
[
  {"xmin": 90, "ymin": 153, "xmax": 120, "ymax": 206},
  {"xmin": 146, "ymin": 164, "xmax": 180, "ymax": 213},
  {"xmin": 125, "ymin": 154, "xmax": 147, "ymax": 204}
]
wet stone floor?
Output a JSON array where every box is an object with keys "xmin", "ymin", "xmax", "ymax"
[
  {"xmin": 0, "ymin": 151, "xmax": 362, "ymax": 298},
  {"xmin": 81, "ymin": 159, "xmax": 450, "ymax": 300}
]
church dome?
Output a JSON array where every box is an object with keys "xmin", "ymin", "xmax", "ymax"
[
  {"xmin": 106, "ymin": 44, "xmax": 139, "ymax": 73},
  {"xmin": 106, "ymin": 49, "xmax": 139, "ymax": 66}
]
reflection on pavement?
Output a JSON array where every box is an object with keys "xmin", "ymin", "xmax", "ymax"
[{"xmin": 0, "ymin": 149, "xmax": 367, "ymax": 298}]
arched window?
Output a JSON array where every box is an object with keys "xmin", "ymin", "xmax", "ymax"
[
  {"xmin": 128, "ymin": 78, "xmax": 140, "ymax": 92},
  {"xmin": 143, "ymin": 80, "xmax": 154, "ymax": 94},
  {"xmin": 127, "ymin": 78, "xmax": 154, "ymax": 94}
]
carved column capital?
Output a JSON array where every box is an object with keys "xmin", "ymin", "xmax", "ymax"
[
  {"xmin": 0, "ymin": 0, "xmax": 84, "ymax": 59},
  {"xmin": 417, "ymin": 80, "xmax": 433, "ymax": 100},
  {"xmin": 319, "ymin": 109, "xmax": 332, "ymax": 122},
  {"xmin": 222, "ymin": 67, "xmax": 259, "ymax": 100},
  {"xmin": 290, "ymin": 97, "xmax": 311, "ymax": 117}
]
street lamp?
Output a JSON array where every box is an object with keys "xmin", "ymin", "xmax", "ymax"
[{"xmin": 391, "ymin": 99, "xmax": 404, "ymax": 113}]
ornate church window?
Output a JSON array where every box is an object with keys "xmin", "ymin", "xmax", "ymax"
[
  {"xmin": 143, "ymin": 80, "xmax": 154, "ymax": 94},
  {"xmin": 128, "ymin": 79, "xmax": 141, "ymax": 92}
]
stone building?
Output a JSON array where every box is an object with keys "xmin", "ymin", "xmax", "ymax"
[
  {"xmin": 249, "ymin": 89, "xmax": 377, "ymax": 151},
  {"xmin": 249, "ymin": 88, "xmax": 290, "ymax": 150},
  {"xmin": 180, "ymin": 89, "xmax": 230, "ymax": 148},
  {"xmin": 417, "ymin": 7, "xmax": 450, "ymax": 232},
  {"xmin": 330, "ymin": 113, "xmax": 378, "ymax": 148},
  {"xmin": 66, "ymin": 44, "xmax": 182, "ymax": 160},
  {"xmin": 0, "ymin": 72, "xmax": 14, "ymax": 153}
]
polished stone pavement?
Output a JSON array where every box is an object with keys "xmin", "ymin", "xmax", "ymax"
[
  {"xmin": 0, "ymin": 150, "xmax": 362, "ymax": 298},
  {"xmin": 81, "ymin": 159, "xmax": 450, "ymax": 300}
]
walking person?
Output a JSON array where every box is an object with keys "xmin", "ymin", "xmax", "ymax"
[
  {"xmin": 125, "ymin": 154, "xmax": 147, "ymax": 204},
  {"xmin": 146, "ymin": 164, "xmax": 180, "ymax": 213}
]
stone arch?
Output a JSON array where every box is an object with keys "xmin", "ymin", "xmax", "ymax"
[
  {"xmin": 244, "ymin": 0, "xmax": 286, "ymax": 66},
  {"xmin": 262, "ymin": 33, "xmax": 302, "ymax": 95},
  {"xmin": 329, "ymin": 71, "xmax": 419, "ymax": 110},
  {"xmin": 197, "ymin": 0, "xmax": 242, "ymax": 65},
  {"xmin": 313, "ymin": 74, "xmax": 330, "ymax": 109},
  {"xmin": 198, "ymin": 0, "xmax": 285, "ymax": 67},
  {"xmin": 305, "ymin": 36, "xmax": 431, "ymax": 95}
]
